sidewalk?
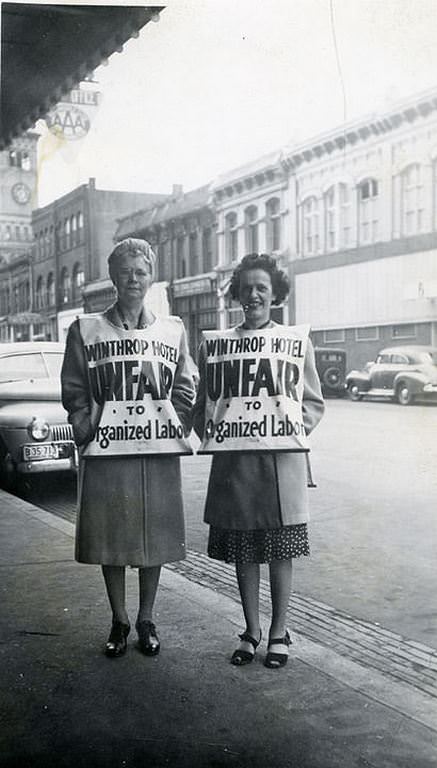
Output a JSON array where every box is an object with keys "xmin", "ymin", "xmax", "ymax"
[{"xmin": 0, "ymin": 490, "xmax": 436, "ymax": 768}]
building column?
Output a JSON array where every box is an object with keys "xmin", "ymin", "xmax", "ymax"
[{"xmin": 216, "ymin": 211, "xmax": 225, "ymax": 267}]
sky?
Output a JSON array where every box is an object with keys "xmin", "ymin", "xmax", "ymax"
[{"xmin": 36, "ymin": 0, "xmax": 437, "ymax": 207}]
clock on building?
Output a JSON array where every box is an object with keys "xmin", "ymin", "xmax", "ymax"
[{"xmin": 11, "ymin": 182, "xmax": 31, "ymax": 205}]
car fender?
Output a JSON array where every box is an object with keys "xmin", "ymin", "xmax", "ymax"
[
  {"xmin": 345, "ymin": 370, "xmax": 371, "ymax": 391},
  {"xmin": 393, "ymin": 371, "xmax": 427, "ymax": 394}
]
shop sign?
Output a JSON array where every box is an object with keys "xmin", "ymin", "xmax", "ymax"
[
  {"xmin": 173, "ymin": 277, "xmax": 212, "ymax": 297},
  {"xmin": 46, "ymin": 105, "xmax": 90, "ymax": 140}
]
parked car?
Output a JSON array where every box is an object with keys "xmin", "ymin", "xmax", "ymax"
[
  {"xmin": 0, "ymin": 342, "xmax": 77, "ymax": 490},
  {"xmin": 345, "ymin": 345, "xmax": 437, "ymax": 405},
  {"xmin": 314, "ymin": 347, "xmax": 347, "ymax": 397}
]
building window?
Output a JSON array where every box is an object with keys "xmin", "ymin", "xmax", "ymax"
[
  {"xmin": 21, "ymin": 152, "xmax": 31, "ymax": 171},
  {"xmin": 401, "ymin": 164, "xmax": 423, "ymax": 236},
  {"xmin": 157, "ymin": 243, "xmax": 165, "ymax": 281},
  {"xmin": 244, "ymin": 205, "xmax": 258, "ymax": 253},
  {"xmin": 35, "ymin": 276, "xmax": 44, "ymax": 309},
  {"xmin": 60, "ymin": 267, "xmax": 71, "ymax": 304},
  {"xmin": 47, "ymin": 272, "xmax": 55, "ymax": 307},
  {"xmin": 19, "ymin": 280, "xmax": 30, "ymax": 311},
  {"xmin": 77, "ymin": 211, "xmax": 84, "ymax": 242},
  {"xmin": 189, "ymin": 232, "xmax": 199, "ymax": 275},
  {"xmin": 8, "ymin": 149, "xmax": 31, "ymax": 170},
  {"xmin": 355, "ymin": 326, "xmax": 379, "ymax": 341},
  {"xmin": 71, "ymin": 214, "xmax": 77, "ymax": 245},
  {"xmin": 358, "ymin": 178, "xmax": 379, "ymax": 244},
  {"xmin": 266, "ymin": 198, "xmax": 281, "ymax": 252},
  {"xmin": 72, "ymin": 263, "xmax": 84, "ymax": 301},
  {"xmin": 227, "ymin": 306, "xmax": 244, "ymax": 328},
  {"xmin": 339, "ymin": 184, "xmax": 352, "ymax": 248},
  {"xmin": 202, "ymin": 228, "xmax": 213, "ymax": 272},
  {"xmin": 5, "ymin": 225, "xmax": 11, "ymax": 241},
  {"xmin": 302, "ymin": 196, "xmax": 319, "ymax": 256},
  {"xmin": 392, "ymin": 323, "xmax": 416, "ymax": 339},
  {"xmin": 225, "ymin": 212, "xmax": 238, "ymax": 264},
  {"xmin": 176, "ymin": 236, "xmax": 185, "ymax": 279},
  {"xmin": 324, "ymin": 186, "xmax": 337, "ymax": 251},
  {"xmin": 65, "ymin": 218, "xmax": 71, "ymax": 249},
  {"xmin": 15, "ymin": 225, "xmax": 21, "ymax": 241},
  {"xmin": 323, "ymin": 328, "xmax": 345, "ymax": 343}
]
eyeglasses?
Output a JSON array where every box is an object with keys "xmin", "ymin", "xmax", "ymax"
[{"xmin": 118, "ymin": 267, "xmax": 151, "ymax": 280}]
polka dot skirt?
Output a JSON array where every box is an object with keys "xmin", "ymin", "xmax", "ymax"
[{"xmin": 208, "ymin": 524, "xmax": 309, "ymax": 564}]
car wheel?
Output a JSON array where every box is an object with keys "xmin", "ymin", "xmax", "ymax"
[
  {"xmin": 347, "ymin": 382, "xmax": 363, "ymax": 401},
  {"xmin": 322, "ymin": 366, "xmax": 342, "ymax": 390},
  {"xmin": 397, "ymin": 382, "xmax": 414, "ymax": 406}
]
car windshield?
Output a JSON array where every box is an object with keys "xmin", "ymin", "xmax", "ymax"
[{"xmin": 0, "ymin": 352, "xmax": 64, "ymax": 383}]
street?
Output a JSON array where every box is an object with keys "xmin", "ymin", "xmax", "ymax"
[{"xmin": 16, "ymin": 398, "xmax": 437, "ymax": 646}]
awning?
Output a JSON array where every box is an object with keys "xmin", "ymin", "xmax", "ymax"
[{"xmin": 1, "ymin": 3, "xmax": 164, "ymax": 148}]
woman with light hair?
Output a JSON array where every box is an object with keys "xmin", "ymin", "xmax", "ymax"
[{"xmin": 61, "ymin": 238, "xmax": 195, "ymax": 658}]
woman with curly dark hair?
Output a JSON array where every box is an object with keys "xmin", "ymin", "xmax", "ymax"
[{"xmin": 193, "ymin": 253, "xmax": 324, "ymax": 668}]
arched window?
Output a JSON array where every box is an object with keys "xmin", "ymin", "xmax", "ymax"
[
  {"xmin": 47, "ymin": 272, "xmax": 55, "ymax": 307},
  {"xmin": 60, "ymin": 267, "xmax": 71, "ymax": 304},
  {"xmin": 324, "ymin": 186, "xmax": 337, "ymax": 251},
  {"xmin": 401, "ymin": 164, "xmax": 423, "ymax": 236},
  {"xmin": 302, "ymin": 196, "xmax": 320, "ymax": 256},
  {"xmin": 35, "ymin": 276, "xmax": 44, "ymax": 309},
  {"xmin": 72, "ymin": 263, "xmax": 84, "ymax": 301},
  {"xmin": 266, "ymin": 198, "xmax": 281, "ymax": 252},
  {"xmin": 225, "ymin": 212, "xmax": 238, "ymax": 264},
  {"xmin": 358, "ymin": 178, "xmax": 379, "ymax": 244},
  {"xmin": 244, "ymin": 205, "xmax": 258, "ymax": 252}
]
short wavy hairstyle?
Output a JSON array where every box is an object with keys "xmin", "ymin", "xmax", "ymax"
[
  {"xmin": 108, "ymin": 238, "xmax": 156, "ymax": 281},
  {"xmin": 229, "ymin": 253, "xmax": 290, "ymax": 305}
]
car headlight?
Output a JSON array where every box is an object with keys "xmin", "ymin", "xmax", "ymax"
[{"xmin": 28, "ymin": 417, "xmax": 50, "ymax": 441}]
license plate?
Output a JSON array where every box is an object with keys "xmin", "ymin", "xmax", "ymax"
[{"xmin": 23, "ymin": 444, "xmax": 59, "ymax": 461}]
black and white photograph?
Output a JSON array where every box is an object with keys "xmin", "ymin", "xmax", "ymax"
[{"xmin": 0, "ymin": 1, "xmax": 436, "ymax": 766}]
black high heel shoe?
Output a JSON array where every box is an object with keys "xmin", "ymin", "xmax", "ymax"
[
  {"xmin": 136, "ymin": 619, "xmax": 160, "ymax": 656},
  {"xmin": 105, "ymin": 620, "xmax": 130, "ymax": 658},
  {"xmin": 264, "ymin": 629, "xmax": 291, "ymax": 668},
  {"xmin": 231, "ymin": 630, "xmax": 262, "ymax": 666}
]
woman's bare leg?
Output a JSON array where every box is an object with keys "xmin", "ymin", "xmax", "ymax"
[
  {"xmin": 102, "ymin": 565, "xmax": 129, "ymax": 624},
  {"xmin": 137, "ymin": 566, "xmax": 161, "ymax": 622},
  {"xmin": 268, "ymin": 559, "xmax": 293, "ymax": 638},
  {"xmin": 265, "ymin": 559, "xmax": 293, "ymax": 665},
  {"xmin": 235, "ymin": 562, "xmax": 261, "ymax": 653}
]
